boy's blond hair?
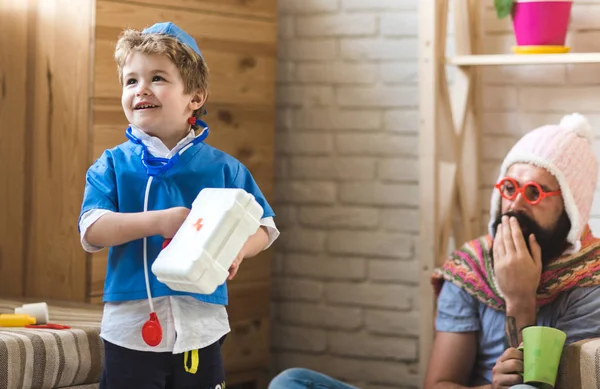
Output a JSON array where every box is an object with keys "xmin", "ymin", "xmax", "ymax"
[{"xmin": 114, "ymin": 29, "xmax": 209, "ymax": 122}]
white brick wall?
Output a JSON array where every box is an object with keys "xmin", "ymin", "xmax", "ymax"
[
  {"xmin": 272, "ymin": 0, "xmax": 420, "ymax": 387},
  {"xmin": 273, "ymin": 1, "xmax": 600, "ymax": 388}
]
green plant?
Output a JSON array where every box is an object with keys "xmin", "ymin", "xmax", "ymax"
[{"xmin": 495, "ymin": 0, "xmax": 515, "ymax": 18}]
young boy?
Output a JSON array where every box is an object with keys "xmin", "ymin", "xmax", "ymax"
[{"xmin": 78, "ymin": 22, "xmax": 279, "ymax": 389}]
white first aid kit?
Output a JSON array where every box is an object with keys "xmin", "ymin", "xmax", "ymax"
[{"xmin": 152, "ymin": 188, "xmax": 263, "ymax": 295}]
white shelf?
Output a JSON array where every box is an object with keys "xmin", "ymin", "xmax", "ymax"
[{"xmin": 447, "ymin": 53, "xmax": 600, "ymax": 66}]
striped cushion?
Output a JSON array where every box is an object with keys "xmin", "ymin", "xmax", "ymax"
[
  {"xmin": 557, "ymin": 338, "xmax": 600, "ymax": 389},
  {"xmin": 0, "ymin": 299, "xmax": 103, "ymax": 389}
]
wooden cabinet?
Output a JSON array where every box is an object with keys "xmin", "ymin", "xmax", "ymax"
[{"xmin": 0, "ymin": 0, "xmax": 277, "ymax": 386}]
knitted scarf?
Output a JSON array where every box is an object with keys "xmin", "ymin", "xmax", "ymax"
[{"xmin": 431, "ymin": 225, "xmax": 600, "ymax": 311}]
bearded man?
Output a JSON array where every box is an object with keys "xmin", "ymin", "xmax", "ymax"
[{"xmin": 426, "ymin": 113, "xmax": 600, "ymax": 389}]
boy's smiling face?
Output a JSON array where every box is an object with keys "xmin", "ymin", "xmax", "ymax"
[{"xmin": 121, "ymin": 52, "xmax": 204, "ymax": 148}]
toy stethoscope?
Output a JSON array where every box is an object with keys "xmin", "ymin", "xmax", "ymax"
[
  {"xmin": 125, "ymin": 119, "xmax": 209, "ymax": 177},
  {"xmin": 125, "ymin": 118, "xmax": 209, "ymax": 347}
]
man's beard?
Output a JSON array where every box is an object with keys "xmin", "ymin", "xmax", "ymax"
[{"xmin": 492, "ymin": 210, "xmax": 571, "ymax": 265}]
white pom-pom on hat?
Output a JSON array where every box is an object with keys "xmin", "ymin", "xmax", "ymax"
[{"xmin": 560, "ymin": 113, "xmax": 594, "ymax": 144}]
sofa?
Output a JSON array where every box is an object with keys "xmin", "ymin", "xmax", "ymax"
[
  {"xmin": 0, "ymin": 298, "xmax": 103, "ymax": 389},
  {"xmin": 557, "ymin": 338, "xmax": 600, "ymax": 389}
]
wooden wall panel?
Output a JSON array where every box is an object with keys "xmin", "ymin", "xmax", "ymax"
[
  {"xmin": 95, "ymin": 1, "xmax": 276, "ymax": 45},
  {"xmin": 0, "ymin": 0, "xmax": 28, "ymax": 297},
  {"xmin": 223, "ymin": 317, "xmax": 270, "ymax": 372},
  {"xmin": 93, "ymin": 0, "xmax": 277, "ymax": 105},
  {"xmin": 204, "ymin": 102, "xmax": 275, "ymax": 199},
  {"xmin": 89, "ymin": 249, "xmax": 107, "ymax": 299},
  {"xmin": 95, "ymin": 48, "xmax": 276, "ymax": 106},
  {"xmin": 90, "ymin": 98, "xmax": 127, "ymax": 159},
  {"xmin": 224, "ymin": 282, "xmax": 271, "ymax": 371},
  {"xmin": 116, "ymin": 0, "xmax": 277, "ymax": 19},
  {"xmin": 25, "ymin": 0, "xmax": 94, "ymax": 301}
]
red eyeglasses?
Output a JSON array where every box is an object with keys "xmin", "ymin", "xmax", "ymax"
[{"xmin": 495, "ymin": 177, "xmax": 561, "ymax": 205}]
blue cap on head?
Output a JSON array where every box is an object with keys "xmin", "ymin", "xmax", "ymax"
[{"xmin": 142, "ymin": 22, "xmax": 203, "ymax": 59}]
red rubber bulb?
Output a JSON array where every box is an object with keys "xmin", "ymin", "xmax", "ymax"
[{"xmin": 142, "ymin": 312, "xmax": 162, "ymax": 347}]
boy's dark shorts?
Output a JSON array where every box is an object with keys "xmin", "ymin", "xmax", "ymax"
[{"xmin": 100, "ymin": 336, "xmax": 226, "ymax": 389}]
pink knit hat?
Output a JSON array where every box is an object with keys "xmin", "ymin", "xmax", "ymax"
[{"xmin": 488, "ymin": 113, "xmax": 598, "ymax": 253}]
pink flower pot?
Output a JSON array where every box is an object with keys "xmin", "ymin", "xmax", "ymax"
[{"xmin": 512, "ymin": 0, "xmax": 572, "ymax": 46}]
